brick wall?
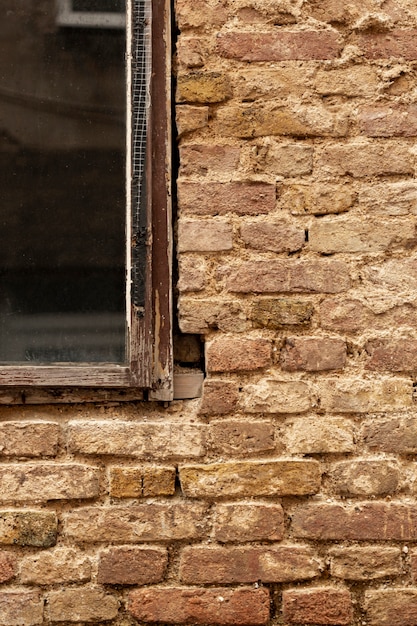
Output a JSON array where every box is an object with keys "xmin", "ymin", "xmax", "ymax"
[{"xmin": 3, "ymin": 0, "xmax": 417, "ymax": 624}]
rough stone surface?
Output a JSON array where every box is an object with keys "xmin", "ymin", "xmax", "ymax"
[
  {"xmin": 213, "ymin": 502, "xmax": 284, "ymax": 542},
  {"xmin": 329, "ymin": 546, "xmax": 401, "ymax": 580},
  {"xmin": 0, "ymin": 511, "xmax": 57, "ymax": 547},
  {"xmin": 109, "ymin": 466, "xmax": 176, "ymax": 498},
  {"xmin": 206, "ymin": 337, "xmax": 271, "ymax": 372},
  {"xmin": 0, "ymin": 422, "xmax": 60, "ymax": 457},
  {"xmin": 365, "ymin": 589, "xmax": 417, "ymax": 626},
  {"xmin": 283, "ymin": 588, "xmax": 353, "ymax": 625},
  {"xmin": 0, "ymin": 591, "xmax": 44, "ymax": 626},
  {"xmin": 250, "ymin": 299, "xmax": 314, "ymax": 329},
  {"xmin": 20, "ymin": 548, "xmax": 91, "ymax": 585}
]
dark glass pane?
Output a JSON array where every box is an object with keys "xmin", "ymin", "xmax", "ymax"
[
  {"xmin": 73, "ymin": 0, "xmax": 125, "ymax": 12},
  {"xmin": 0, "ymin": 1, "xmax": 126, "ymax": 363}
]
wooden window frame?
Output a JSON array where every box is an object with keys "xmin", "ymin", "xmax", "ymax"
[{"xmin": 0, "ymin": 0, "xmax": 173, "ymax": 403}]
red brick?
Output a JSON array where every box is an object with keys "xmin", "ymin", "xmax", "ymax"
[
  {"xmin": 366, "ymin": 339, "xmax": 417, "ymax": 371},
  {"xmin": 209, "ymin": 420, "xmax": 274, "ymax": 456},
  {"xmin": 213, "ymin": 502, "xmax": 284, "ymax": 542},
  {"xmin": 359, "ymin": 104, "xmax": 417, "ymax": 137},
  {"xmin": 292, "ymin": 502, "xmax": 417, "ymax": 540},
  {"xmin": 0, "ymin": 591, "xmax": 43, "ymax": 626},
  {"xmin": 218, "ymin": 31, "xmax": 341, "ymax": 61},
  {"xmin": 179, "ymin": 144, "xmax": 240, "ymax": 177},
  {"xmin": 281, "ymin": 337, "xmax": 346, "ymax": 371},
  {"xmin": 240, "ymin": 220, "xmax": 304, "ymax": 253},
  {"xmin": 283, "ymin": 588, "xmax": 352, "ymax": 625},
  {"xmin": 226, "ymin": 259, "xmax": 350, "ymax": 293},
  {"xmin": 316, "ymin": 141, "xmax": 414, "ymax": 177},
  {"xmin": 178, "ymin": 256, "xmax": 206, "ymax": 292},
  {"xmin": 206, "ymin": 337, "xmax": 271, "ymax": 372},
  {"xmin": 180, "ymin": 545, "xmax": 321, "ymax": 583},
  {"xmin": 0, "ymin": 551, "xmax": 16, "ymax": 582},
  {"xmin": 178, "ymin": 219, "xmax": 233, "ymax": 252},
  {"xmin": 357, "ymin": 30, "xmax": 417, "ymax": 60},
  {"xmin": 365, "ymin": 589, "xmax": 417, "ymax": 626},
  {"xmin": 199, "ymin": 380, "xmax": 239, "ymax": 415},
  {"xmin": 178, "ymin": 181, "xmax": 275, "ymax": 216},
  {"xmin": 97, "ymin": 546, "xmax": 168, "ymax": 585},
  {"xmin": 363, "ymin": 417, "xmax": 417, "ymax": 453},
  {"xmin": 128, "ymin": 587, "xmax": 270, "ymax": 625},
  {"xmin": 320, "ymin": 298, "xmax": 370, "ymax": 332}
]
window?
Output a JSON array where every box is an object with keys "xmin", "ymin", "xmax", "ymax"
[
  {"xmin": 0, "ymin": 0, "xmax": 172, "ymax": 400},
  {"xmin": 57, "ymin": 0, "xmax": 126, "ymax": 28}
]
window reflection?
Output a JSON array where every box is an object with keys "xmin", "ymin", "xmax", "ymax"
[{"xmin": 0, "ymin": 1, "xmax": 126, "ymax": 363}]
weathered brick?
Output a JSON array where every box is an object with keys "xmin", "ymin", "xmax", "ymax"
[
  {"xmin": 180, "ymin": 144, "xmax": 240, "ymax": 177},
  {"xmin": 320, "ymin": 378, "xmax": 412, "ymax": 413},
  {"xmin": 209, "ymin": 420, "xmax": 274, "ymax": 456},
  {"xmin": 232, "ymin": 68, "xmax": 308, "ymax": 100},
  {"xmin": 283, "ymin": 417, "xmax": 354, "ymax": 454},
  {"xmin": 213, "ymin": 502, "xmax": 284, "ymax": 542},
  {"xmin": 206, "ymin": 337, "xmax": 271, "ymax": 372},
  {"xmin": 363, "ymin": 257, "xmax": 417, "ymax": 292},
  {"xmin": 68, "ymin": 421, "xmax": 204, "ymax": 457},
  {"xmin": 241, "ymin": 379, "xmax": 312, "ymax": 414},
  {"xmin": 366, "ymin": 339, "xmax": 417, "ymax": 371},
  {"xmin": 357, "ymin": 30, "xmax": 417, "ymax": 60},
  {"xmin": 180, "ymin": 545, "xmax": 321, "ymax": 584},
  {"xmin": 306, "ymin": 0, "xmax": 373, "ymax": 24},
  {"xmin": 329, "ymin": 460, "xmax": 400, "ymax": 496},
  {"xmin": 178, "ymin": 181, "xmax": 276, "ymax": 216},
  {"xmin": 176, "ymin": 105, "xmax": 208, "ymax": 136},
  {"xmin": 109, "ymin": 466, "xmax": 176, "ymax": 498},
  {"xmin": 320, "ymin": 298, "xmax": 371, "ymax": 332},
  {"xmin": 128, "ymin": 587, "xmax": 270, "ymax": 625},
  {"xmin": 218, "ymin": 31, "xmax": 341, "ymax": 61},
  {"xmin": 250, "ymin": 298, "xmax": 314, "ymax": 329},
  {"xmin": 178, "ymin": 219, "xmax": 233, "ymax": 252},
  {"xmin": 283, "ymin": 588, "xmax": 352, "ymax": 625},
  {"xmin": 281, "ymin": 337, "xmax": 346, "ymax": 371},
  {"xmin": 178, "ymin": 256, "xmax": 206, "ymax": 292},
  {"xmin": 226, "ymin": 259, "xmax": 350, "ymax": 293},
  {"xmin": 0, "ymin": 591, "xmax": 43, "ymax": 626},
  {"xmin": 177, "ymin": 72, "xmax": 231, "ymax": 103},
  {"xmin": 64, "ymin": 503, "xmax": 208, "ymax": 542},
  {"xmin": 365, "ymin": 589, "xmax": 417, "ymax": 626},
  {"xmin": 179, "ymin": 459, "xmax": 321, "ymax": 497},
  {"xmin": 309, "ymin": 217, "xmax": 415, "ymax": 253},
  {"xmin": 240, "ymin": 220, "xmax": 304, "ymax": 253},
  {"xmin": 176, "ymin": 0, "xmax": 228, "ymax": 29},
  {"xmin": 216, "ymin": 102, "xmax": 347, "ymax": 139},
  {"xmin": 254, "ymin": 141, "xmax": 313, "ymax": 177},
  {"xmin": 316, "ymin": 141, "xmax": 414, "ymax": 177},
  {"xmin": 360, "ymin": 181, "xmax": 417, "ymax": 215},
  {"xmin": 0, "ymin": 511, "xmax": 57, "ymax": 547},
  {"xmin": 315, "ymin": 66, "xmax": 379, "ymax": 96},
  {"xmin": 329, "ymin": 546, "xmax": 401, "ymax": 580},
  {"xmin": 179, "ymin": 299, "xmax": 247, "ymax": 334},
  {"xmin": 359, "ymin": 104, "xmax": 417, "ymax": 137},
  {"xmin": 280, "ymin": 183, "xmax": 356, "ymax": 215},
  {"xmin": 0, "ymin": 551, "xmax": 16, "ymax": 582},
  {"xmin": 97, "ymin": 546, "xmax": 168, "ymax": 585},
  {"xmin": 0, "ymin": 422, "xmax": 59, "ymax": 457},
  {"xmin": 47, "ymin": 589, "xmax": 119, "ymax": 623},
  {"xmin": 292, "ymin": 502, "xmax": 417, "ymax": 540},
  {"xmin": 410, "ymin": 551, "xmax": 417, "ymax": 581},
  {"xmin": 199, "ymin": 380, "xmax": 239, "ymax": 416},
  {"xmin": 177, "ymin": 36, "xmax": 206, "ymax": 68},
  {"xmin": 0, "ymin": 464, "xmax": 99, "ymax": 503},
  {"xmin": 20, "ymin": 548, "xmax": 91, "ymax": 585},
  {"xmin": 363, "ymin": 417, "xmax": 417, "ymax": 453}
]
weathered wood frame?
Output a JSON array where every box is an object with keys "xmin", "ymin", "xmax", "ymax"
[{"xmin": 0, "ymin": 0, "xmax": 173, "ymax": 403}]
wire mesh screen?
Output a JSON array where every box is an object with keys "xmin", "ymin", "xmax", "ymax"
[{"xmin": 131, "ymin": 0, "xmax": 151, "ymax": 309}]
